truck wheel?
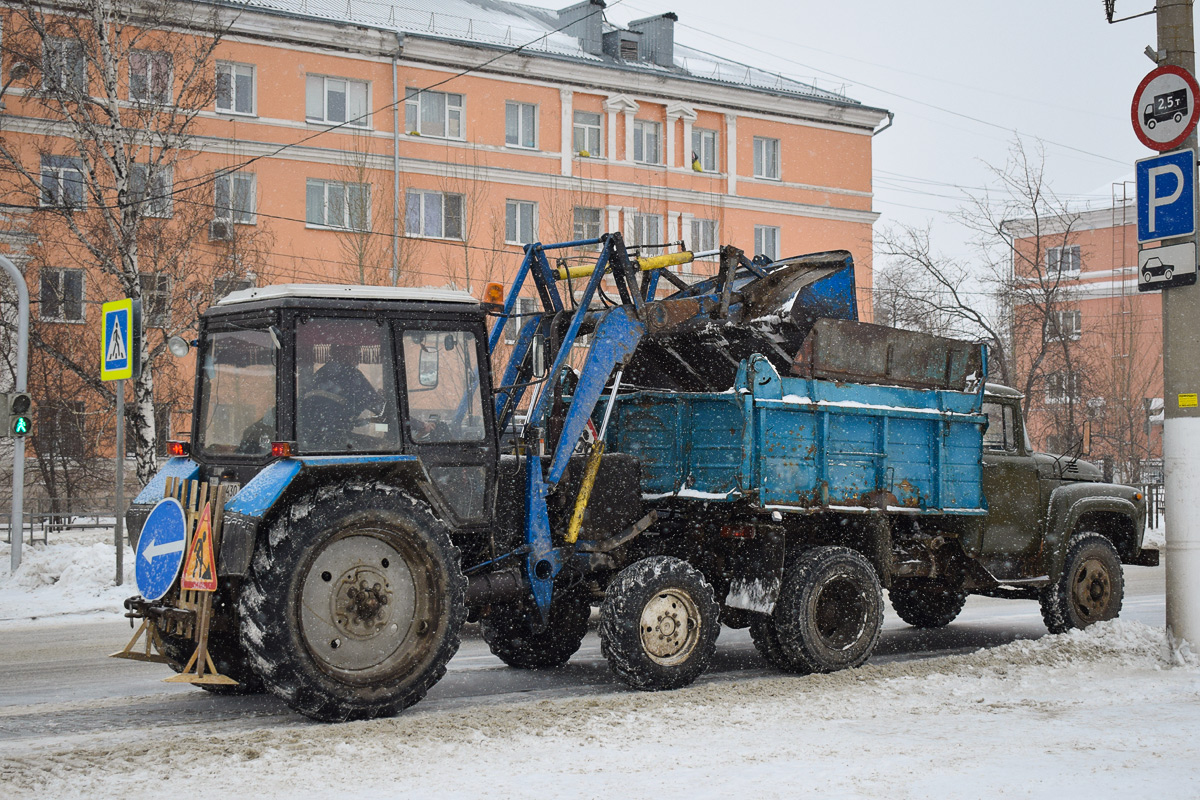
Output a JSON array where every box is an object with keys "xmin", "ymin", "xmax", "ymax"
[
  {"xmin": 238, "ymin": 484, "xmax": 466, "ymax": 722},
  {"xmin": 480, "ymin": 591, "xmax": 591, "ymax": 669},
  {"xmin": 749, "ymin": 616, "xmax": 791, "ymax": 669},
  {"xmin": 889, "ymin": 579, "xmax": 968, "ymax": 629},
  {"xmin": 1039, "ymin": 532, "xmax": 1124, "ymax": 634},
  {"xmin": 160, "ymin": 628, "xmax": 265, "ymax": 695},
  {"xmin": 772, "ymin": 547, "xmax": 883, "ymax": 674},
  {"xmin": 599, "ymin": 556, "xmax": 719, "ymax": 691}
]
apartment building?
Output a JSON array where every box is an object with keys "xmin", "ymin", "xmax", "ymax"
[
  {"xmin": 0, "ymin": 0, "xmax": 889, "ymax": 476},
  {"xmin": 1008, "ymin": 200, "xmax": 1163, "ymax": 482}
]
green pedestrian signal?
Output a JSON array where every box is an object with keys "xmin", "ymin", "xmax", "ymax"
[
  {"xmin": 4, "ymin": 393, "xmax": 32, "ymax": 438},
  {"xmin": 12, "ymin": 415, "xmax": 28, "ymax": 436}
]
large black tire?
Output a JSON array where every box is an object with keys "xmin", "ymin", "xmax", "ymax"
[
  {"xmin": 1040, "ymin": 532, "xmax": 1124, "ymax": 634},
  {"xmin": 749, "ymin": 615, "xmax": 790, "ymax": 669},
  {"xmin": 480, "ymin": 591, "xmax": 591, "ymax": 669},
  {"xmin": 160, "ymin": 628, "xmax": 265, "ymax": 695},
  {"xmin": 772, "ymin": 546, "xmax": 884, "ymax": 674},
  {"xmin": 599, "ymin": 556, "xmax": 720, "ymax": 691},
  {"xmin": 238, "ymin": 483, "xmax": 466, "ymax": 722},
  {"xmin": 889, "ymin": 579, "xmax": 968, "ymax": 629}
]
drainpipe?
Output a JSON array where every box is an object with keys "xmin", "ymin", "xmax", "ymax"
[
  {"xmin": 872, "ymin": 111, "xmax": 895, "ymax": 137},
  {"xmin": 391, "ymin": 34, "xmax": 403, "ymax": 286}
]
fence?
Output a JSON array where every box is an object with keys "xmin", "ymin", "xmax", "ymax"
[
  {"xmin": 1, "ymin": 496, "xmax": 121, "ymax": 545},
  {"xmin": 1142, "ymin": 482, "xmax": 1165, "ymax": 531}
]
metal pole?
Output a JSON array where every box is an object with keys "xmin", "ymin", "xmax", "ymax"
[
  {"xmin": 114, "ymin": 379, "xmax": 124, "ymax": 586},
  {"xmin": 0, "ymin": 255, "xmax": 28, "ymax": 574},
  {"xmin": 1159, "ymin": 0, "xmax": 1200, "ymax": 644}
]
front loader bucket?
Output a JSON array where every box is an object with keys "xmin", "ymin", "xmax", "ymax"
[{"xmin": 624, "ymin": 250, "xmax": 859, "ymax": 391}]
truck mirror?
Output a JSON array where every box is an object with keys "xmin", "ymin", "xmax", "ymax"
[
  {"xmin": 418, "ymin": 335, "xmax": 439, "ymax": 387},
  {"xmin": 532, "ymin": 332, "xmax": 547, "ymax": 379}
]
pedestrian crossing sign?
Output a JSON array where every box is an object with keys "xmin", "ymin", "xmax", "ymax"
[{"xmin": 101, "ymin": 298, "xmax": 141, "ymax": 381}]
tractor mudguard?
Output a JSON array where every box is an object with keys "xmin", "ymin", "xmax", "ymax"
[
  {"xmin": 217, "ymin": 455, "xmax": 428, "ymax": 578},
  {"xmin": 125, "ymin": 457, "xmax": 200, "ymax": 548}
]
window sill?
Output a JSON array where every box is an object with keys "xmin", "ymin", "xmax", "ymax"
[
  {"xmin": 404, "ymin": 132, "xmax": 465, "ymax": 141},
  {"xmin": 305, "ymin": 223, "xmax": 369, "ymax": 233},
  {"xmin": 215, "ymin": 217, "xmax": 257, "ymax": 226},
  {"xmin": 751, "ymin": 174, "xmax": 782, "ymax": 182},
  {"xmin": 216, "ymin": 109, "xmax": 257, "ymax": 118},
  {"xmin": 505, "ymin": 143, "xmax": 539, "ymax": 152},
  {"xmin": 39, "ymin": 316, "xmax": 86, "ymax": 325},
  {"xmin": 306, "ymin": 118, "xmax": 371, "ymax": 130},
  {"xmin": 405, "ymin": 233, "xmax": 465, "ymax": 242}
]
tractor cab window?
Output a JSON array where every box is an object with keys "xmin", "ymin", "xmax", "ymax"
[
  {"xmin": 402, "ymin": 330, "xmax": 485, "ymax": 443},
  {"xmin": 296, "ymin": 318, "xmax": 400, "ymax": 453},
  {"xmin": 197, "ymin": 328, "xmax": 278, "ymax": 457}
]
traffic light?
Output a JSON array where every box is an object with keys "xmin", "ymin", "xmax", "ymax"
[{"xmin": 6, "ymin": 392, "xmax": 31, "ymax": 437}]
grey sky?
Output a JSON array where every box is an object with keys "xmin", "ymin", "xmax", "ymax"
[{"xmin": 523, "ymin": 0, "xmax": 1168, "ymax": 262}]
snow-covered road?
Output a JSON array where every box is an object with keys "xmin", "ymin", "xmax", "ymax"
[{"xmin": 0, "ymin": 530, "xmax": 1195, "ymax": 798}]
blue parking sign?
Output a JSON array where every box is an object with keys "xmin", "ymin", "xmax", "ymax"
[{"xmin": 1137, "ymin": 149, "xmax": 1196, "ymax": 242}]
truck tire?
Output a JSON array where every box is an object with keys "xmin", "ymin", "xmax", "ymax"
[
  {"xmin": 889, "ymin": 579, "xmax": 968, "ymax": 629},
  {"xmin": 599, "ymin": 556, "xmax": 720, "ymax": 691},
  {"xmin": 772, "ymin": 546, "xmax": 883, "ymax": 674},
  {"xmin": 480, "ymin": 591, "xmax": 591, "ymax": 669},
  {"xmin": 1039, "ymin": 532, "xmax": 1124, "ymax": 634},
  {"xmin": 238, "ymin": 484, "xmax": 466, "ymax": 722},
  {"xmin": 160, "ymin": 628, "xmax": 265, "ymax": 695}
]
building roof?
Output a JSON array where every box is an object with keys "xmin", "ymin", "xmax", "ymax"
[{"xmin": 231, "ymin": 0, "xmax": 862, "ymax": 107}]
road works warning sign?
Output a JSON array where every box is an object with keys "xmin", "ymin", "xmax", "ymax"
[
  {"xmin": 182, "ymin": 502, "xmax": 218, "ymax": 592},
  {"xmin": 100, "ymin": 298, "xmax": 141, "ymax": 381}
]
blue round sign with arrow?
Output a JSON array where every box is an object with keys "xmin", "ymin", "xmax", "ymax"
[{"xmin": 134, "ymin": 498, "xmax": 188, "ymax": 601}]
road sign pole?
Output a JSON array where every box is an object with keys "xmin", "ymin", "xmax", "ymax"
[
  {"xmin": 1158, "ymin": 0, "xmax": 1200, "ymax": 646},
  {"xmin": 0, "ymin": 255, "xmax": 29, "ymax": 574},
  {"xmin": 114, "ymin": 379, "xmax": 124, "ymax": 586}
]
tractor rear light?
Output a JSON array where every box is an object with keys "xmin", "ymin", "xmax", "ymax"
[
  {"xmin": 271, "ymin": 441, "xmax": 294, "ymax": 458},
  {"xmin": 720, "ymin": 523, "xmax": 755, "ymax": 539},
  {"xmin": 481, "ymin": 282, "xmax": 505, "ymax": 312},
  {"xmin": 166, "ymin": 440, "xmax": 190, "ymax": 457}
]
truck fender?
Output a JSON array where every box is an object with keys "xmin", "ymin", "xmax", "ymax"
[
  {"xmin": 1040, "ymin": 486, "xmax": 1142, "ymax": 582},
  {"xmin": 218, "ymin": 455, "xmax": 431, "ymax": 578}
]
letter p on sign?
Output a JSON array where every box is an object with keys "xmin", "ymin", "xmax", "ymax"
[{"xmin": 1137, "ymin": 148, "xmax": 1196, "ymax": 243}]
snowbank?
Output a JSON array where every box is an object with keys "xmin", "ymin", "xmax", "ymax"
[
  {"xmin": 3, "ymin": 620, "xmax": 1197, "ymax": 799},
  {"xmin": 0, "ymin": 527, "xmax": 133, "ymax": 626}
]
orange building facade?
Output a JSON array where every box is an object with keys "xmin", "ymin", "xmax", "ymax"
[
  {"xmin": 0, "ymin": 0, "xmax": 888, "ymax": 474},
  {"xmin": 1010, "ymin": 202, "xmax": 1163, "ymax": 483}
]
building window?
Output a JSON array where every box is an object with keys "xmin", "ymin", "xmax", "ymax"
[
  {"xmin": 1046, "ymin": 245, "xmax": 1081, "ymax": 276},
  {"xmin": 36, "ymin": 401, "xmax": 86, "ymax": 460},
  {"xmin": 505, "ymin": 101, "xmax": 537, "ymax": 149},
  {"xmin": 306, "ymin": 179, "xmax": 370, "ymax": 230},
  {"xmin": 214, "ymin": 172, "xmax": 255, "ymax": 224},
  {"xmin": 405, "ymin": 190, "xmax": 463, "ymax": 239},
  {"xmin": 130, "ymin": 164, "xmax": 172, "ymax": 218},
  {"xmin": 574, "ymin": 206, "xmax": 602, "ymax": 241},
  {"xmin": 574, "ymin": 111, "xmax": 602, "ymax": 157},
  {"xmin": 40, "ymin": 156, "xmax": 85, "ymax": 209},
  {"xmin": 129, "ymin": 50, "xmax": 171, "ymax": 104},
  {"xmin": 505, "ymin": 200, "xmax": 537, "ymax": 244},
  {"xmin": 505, "ymin": 296, "xmax": 538, "ymax": 344},
  {"xmin": 214, "ymin": 276, "xmax": 253, "ymax": 300},
  {"xmin": 44, "ymin": 37, "xmax": 85, "ymax": 93},
  {"xmin": 1045, "ymin": 371, "xmax": 1081, "ymax": 405},
  {"xmin": 627, "ymin": 213, "xmax": 662, "ymax": 247},
  {"xmin": 405, "ymin": 88, "xmax": 463, "ymax": 139},
  {"xmin": 753, "ymin": 136, "xmax": 780, "ymax": 180},
  {"xmin": 690, "ymin": 218, "xmax": 718, "ymax": 262},
  {"xmin": 306, "ymin": 75, "xmax": 368, "ymax": 127},
  {"xmin": 692, "ymin": 128, "xmax": 718, "ymax": 172},
  {"xmin": 633, "ymin": 120, "xmax": 661, "ymax": 164},
  {"xmin": 139, "ymin": 273, "xmax": 171, "ymax": 328},
  {"xmin": 216, "ymin": 62, "xmax": 254, "ymax": 115},
  {"xmin": 754, "ymin": 225, "xmax": 780, "ymax": 260},
  {"xmin": 1046, "ymin": 309, "xmax": 1082, "ymax": 342},
  {"xmin": 40, "ymin": 267, "xmax": 84, "ymax": 322}
]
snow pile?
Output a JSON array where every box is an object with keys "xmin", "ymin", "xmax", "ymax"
[
  {"xmin": 3, "ymin": 620, "xmax": 1197, "ymax": 799},
  {"xmin": 1144, "ymin": 521, "xmax": 1165, "ymax": 550},
  {"xmin": 0, "ymin": 528, "xmax": 133, "ymax": 626}
]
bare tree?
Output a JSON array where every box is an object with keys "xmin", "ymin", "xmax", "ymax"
[
  {"xmin": 336, "ymin": 131, "xmax": 393, "ymax": 286},
  {"xmin": 0, "ymin": 0, "xmax": 261, "ymax": 484}
]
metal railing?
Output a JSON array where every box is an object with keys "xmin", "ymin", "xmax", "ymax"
[
  {"xmin": 1, "ymin": 496, "xmax": 119, "ymax": 545},
  {"xmin": 1142, "ymin": 482, "xmax": 1165, "ymax": 530}
]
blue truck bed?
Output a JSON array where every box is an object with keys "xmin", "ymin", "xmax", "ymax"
[{"xmin": 609, "ymin": 354, "xmax": 987, "ymax": 515}]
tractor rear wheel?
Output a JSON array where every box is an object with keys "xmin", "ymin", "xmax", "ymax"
[
  {"xmin": 599, "ymin": 556, "xmax": 719, "ymax": 691},
  {"xmin": 238, "ymin": 484, "xmax": 465, "ymax": 722}
]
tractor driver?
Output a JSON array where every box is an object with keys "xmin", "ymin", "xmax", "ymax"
[{"xmin": 299, "ymin": 343, "xmax": 382, "ymax": 448}]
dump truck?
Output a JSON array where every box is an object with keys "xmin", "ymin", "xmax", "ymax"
[{"xmin": 120, "ymin": 233, "xmax": 1155, "ymax": 722}]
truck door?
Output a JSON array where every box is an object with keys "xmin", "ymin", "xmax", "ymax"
[
  {"xmin": 397, "ymin": 324, "xmax": 496, "ymax": 525},
  {"xmin": 980, "ymin": 399, "xmax": 1042, "ymax": 561}
]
